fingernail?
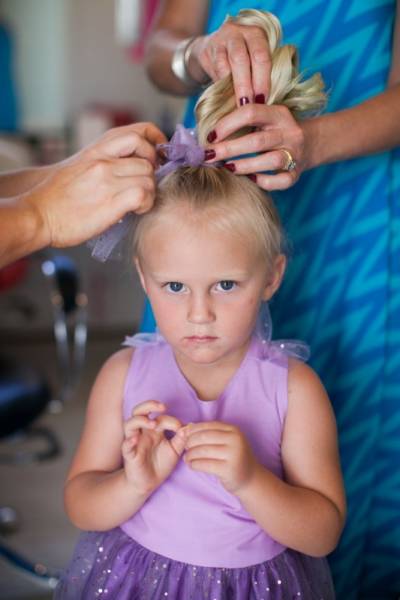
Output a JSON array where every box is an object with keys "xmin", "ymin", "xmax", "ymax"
[
  {"xmin": 207, "ymin": 130, "xmax": 217, "ymax": 143},
  {"xmin": 246, "ymin": 174, "xmax": 257, "ymax": 183},
  {"xmin": 255, "ymin": 94, "xmax": 265, "ymax": 104},
  {"xmin": 239, "ymin": 96, "xmax": 250, "ymax": 106},
  {"xmin": 223, "ymin": 163, "xmax": 236, "ymax": 172},
  {"xmin": 204, "ymin": 149, "xmax": 216, "ymax": 161}
]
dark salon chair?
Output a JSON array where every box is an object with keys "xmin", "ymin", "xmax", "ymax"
[{"xmin": 0, "ymin": 252, "xmax": 87, "ymax": 588}]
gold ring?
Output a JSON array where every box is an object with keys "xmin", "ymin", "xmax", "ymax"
[{"xmin": 281, "ymin": 149, "xmax": 297, "ymax": 172}]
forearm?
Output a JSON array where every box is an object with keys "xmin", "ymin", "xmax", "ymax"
[
  {"xmin": 303, "ymin": 83, "xmax": 400, "ymax": 169},
  {"xmin": 0, "ymin": 194, "xmax": 49, "ymax": 268},
  {"xmin": 0, "ymin": 165, "xmax": 54, "ymax": 197},
  {"xmin": 236, "ymin": 464, "xmax": 344, "ymax": 557},
  {"xmin": 64, "ymin": 470, "xmax": 152, "ymax": 531}
]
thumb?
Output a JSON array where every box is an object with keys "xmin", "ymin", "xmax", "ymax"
[{"xmin": 171, "ymin": 428, "xmax": 187, "ymax": 456}]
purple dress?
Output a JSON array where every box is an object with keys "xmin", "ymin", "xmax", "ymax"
[{"xmin": 55, "ymin": 336, "xmax": 335, "ymax": 599}]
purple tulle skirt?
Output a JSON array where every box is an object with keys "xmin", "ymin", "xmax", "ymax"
[{"xmin": 54, "ymin": 527, "xmax": 335, "ymax": 599}]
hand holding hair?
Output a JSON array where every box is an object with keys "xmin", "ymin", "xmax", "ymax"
[
  {"xmin": 0, "ymin": 122, "xmax": 166, "ymax": 268},
  {"xmin": 188, "ymin": 18, "xmax": 272, "ymax": 107},
  {"xmin": 204, "ymin": 102, "xmax": 305, "ymax": 191}
]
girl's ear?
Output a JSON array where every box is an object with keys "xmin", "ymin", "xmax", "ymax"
[
  {"xmin": 262, "ymin": 254, "xmax": 286, "ymax": 301},
  {"xmin": 134, "ymin": 257, "xmax": 147, "ymax": 293}
]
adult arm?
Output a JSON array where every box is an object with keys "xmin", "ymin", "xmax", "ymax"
[
  {"xmin": 146, "ymin": 0, "xmax": 272, "ymax": 104},
  {"xmin": 146, "ymin": 0, "xmax": 209, "ymax": 95},
  {"xmin": 205, "ymin": 3, "xmax": 400, "ymax": 189},
  {"xmin": 0, "ymin": 122, "xmax": 166, "ymax": 268}
]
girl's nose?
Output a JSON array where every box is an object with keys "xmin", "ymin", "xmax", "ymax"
[{"xmin": 187, "ymin": 295, "xmax": 215, "ymax": 324}]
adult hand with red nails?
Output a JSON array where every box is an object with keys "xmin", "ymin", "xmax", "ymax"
[
  {"xmin": 188, "ymin": 19, "xmax": 272, "ymax": 107},
  {"xmin": 205, "ymin": 103, "xmax": 306, "ymax": 191}
]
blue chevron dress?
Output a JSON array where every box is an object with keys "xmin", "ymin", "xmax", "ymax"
[
  {"xmin": 139, "ymin": 1, "xmax": 400, "ymax": 597},
  {"xmin": 179, "ymin": 2, "xmax": 400, "ymax": 598}
]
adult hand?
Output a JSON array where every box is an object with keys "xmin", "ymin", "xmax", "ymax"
[
  {"xmin": 190, "ymin": 20, "xmax": 272, "ymax": 105},
  {"xmin": 183, "ymin": 421, "xmax": 259, "ymax": 495},
  {"xmin": 25, "ymin": 122, "xmax": 167, "ymax": 248},
  {"xmin": 205, "ymin": 103, "xmax": 307, "ymax": 191},
  {"xmin": 122, "ymin": 400, "xmax": 186, "ymax": 496}
]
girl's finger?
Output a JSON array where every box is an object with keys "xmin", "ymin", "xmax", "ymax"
[
  {"xmin": 185, "ymin": 444, "xmax": 227, "ymax": 462},
  {"xmin": 185, "ymin": 430, "xmax": 231, "ymax": 449},
  {"xmin": 227, "ymin": 36, "xmax": 253, "ymax": 106},
  {"xmin": 188, "ymin": 458, "xmax": 225, "ymax": 478},
  {"xmin": 132, "ymin": 400, "xmax": 165, "ymax": 417},
  {"xmin": 155, "ymin": 414, "xmax": 183, "ymax": 433},
  {"xmin": 185, "ymin": 421, "xmax": 234, "ymax": 434},
  {"xmin": 124, "ymin": 416, "xmax": 157, "ymax": 438}
]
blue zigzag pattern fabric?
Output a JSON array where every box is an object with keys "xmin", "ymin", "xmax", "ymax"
[{"xmin": 180, "ymin": 1, "xmax": 400, "ymax": 598}]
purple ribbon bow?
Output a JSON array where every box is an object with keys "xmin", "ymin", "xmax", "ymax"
[{"xmin": 89, "ymin": 125, "xmax": 208, "ymax": 262}]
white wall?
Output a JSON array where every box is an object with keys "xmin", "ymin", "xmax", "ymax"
[
  {"xmin": 1, "ymin": 0, "xmax": 68, "ymax": 131},
  {"xmin": 0, "ymin": 0, "xmax": 184, "ymax": 133}
]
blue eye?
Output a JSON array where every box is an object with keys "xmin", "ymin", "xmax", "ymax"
[
  {"xmin": 166, "ymin": 282, "xmax": 184, "ymax": 293},
  {"xmin": 217, "ymin": 280, "xmax": 236, "ymax": 291}
]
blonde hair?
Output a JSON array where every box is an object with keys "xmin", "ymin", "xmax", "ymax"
[
  {"xmin": 196, "ymin": 9, "xmax": 326, "ymax": 145},
  {"xmin": 133, "ymin": 9, "xmax": 326, "ymax": 270},
  {"xmin": 133, "ymin": 166, "xmax": 285, "ymax": 269}
]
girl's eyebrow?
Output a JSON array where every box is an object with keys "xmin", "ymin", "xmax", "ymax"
[{"xmin": 150, "ymin": 270, "xmax": 252, "ymax": 280}]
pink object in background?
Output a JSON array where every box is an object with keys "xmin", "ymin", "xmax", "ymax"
[{"xmin": 129, "ymin": 0, "xmax": 160, "ymax": 62}]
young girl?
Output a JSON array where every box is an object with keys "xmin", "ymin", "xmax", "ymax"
[{"xmin": 56, "ymin": 10, "xmax": 345, "ymax": 599}]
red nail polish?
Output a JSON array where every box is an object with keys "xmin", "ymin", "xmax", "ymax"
[
  {"xmin": 239, "ymin": 96, "xmax": 250, "ymax": 106},
  {"xmin": 255, "ymin": 94, "xmax": 265, "ymax": 104},
  {"xmin": 246, "ymin": 174, "xmax": 257, "ymax": 183},
  {"xmin": 204, "ymin": 149, "xmax": 216, "ymax": 161},
  {"xmin": 207, "ymin": 130, "xmax": 217, "ymax": 143},
  {"xmin": 224, "ymin": 163, "xmax": 236, "ymax": 172}
]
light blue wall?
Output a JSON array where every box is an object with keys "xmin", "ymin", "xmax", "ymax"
[{"xmin": 1, "ymin": 0, "xmax": 67, "ymax": 131}]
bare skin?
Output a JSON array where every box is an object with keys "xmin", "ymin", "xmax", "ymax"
[
  {"xmin": 0, "ymin": 122, "xmax": 166, "ymax": 268},
  {"xmin": 146, "ymin": 0, "xmax": 400, "ymax": 190}
]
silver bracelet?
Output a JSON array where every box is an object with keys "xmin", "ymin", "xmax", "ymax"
[{"xmin": 171, "ymin": 37, "xmax": 210, "ymax": 90}]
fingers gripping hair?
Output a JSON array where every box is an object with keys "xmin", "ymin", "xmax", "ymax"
[{"xmin": 195, "ymin": 9, "xmax": 326, "ymax": 145}]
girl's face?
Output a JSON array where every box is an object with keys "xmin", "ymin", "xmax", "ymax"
[{"xmin": 136, "ymin": 209, "xmax": 285, "ymax": 370}]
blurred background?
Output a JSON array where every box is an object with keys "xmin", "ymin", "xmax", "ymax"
[{"xmin": 0, "ymin": 1, "xmax": 184, "ymax": 598}]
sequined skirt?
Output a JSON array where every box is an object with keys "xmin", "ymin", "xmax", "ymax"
[{"xmin": 54, "ymin": 527, "xmax": 335, "ymax": 599}]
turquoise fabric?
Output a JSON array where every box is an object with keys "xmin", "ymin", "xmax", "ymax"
[{"xmin": 142, "ymin": 1, "xmax": 400, "ymax": 597}]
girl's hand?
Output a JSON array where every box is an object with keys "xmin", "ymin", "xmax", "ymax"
[
  {"xmin": 206, "ymin": 103, "xmax": 308, "ymax": 191},
  {"xmin": 122, "ymin": 400, "xmax": 186, "ymax": 496},
  {"xmin": 190, "ymin": 21, "xmax": 272, "ymax": 106},
  {"xmin": 183, "ymin": 421, "xmax": 259, "ymax": 495}
]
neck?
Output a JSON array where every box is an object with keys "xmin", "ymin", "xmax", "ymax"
[{"xmin": 173, "ymin": 338, "xmax": 252, "ymax": 401}]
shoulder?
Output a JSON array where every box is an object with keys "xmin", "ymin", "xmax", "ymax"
[
  {"xmin": 97, "ymin": 347, "xmax": 135, "ymax": 383},
  {"xmin": 88, "ymin": 347, "xmax": 135, "ymax": 409},
  {"xmin": 287, "ymin": 357, "xmax": 327, "ymax": 399},
  {"xmin": 284, "ymin": 358, "xmax": 336, "ymax": 438}
]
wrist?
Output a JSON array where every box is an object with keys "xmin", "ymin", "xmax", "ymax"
[
  {"xmin": 16, "ymin": 191, "xmax": 51, "ymax": 254},
  {"xmin": 233, "ymin": 462, "xmax": 265, "ymax": 501},
  {"xmin": 171, "ymin": 36, "xmax": 210, "ymax": 91}
]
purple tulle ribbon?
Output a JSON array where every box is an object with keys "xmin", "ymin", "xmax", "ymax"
[{"xmin": 89, "ymin": 125, "xmax": 209, "ymax": 262}]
